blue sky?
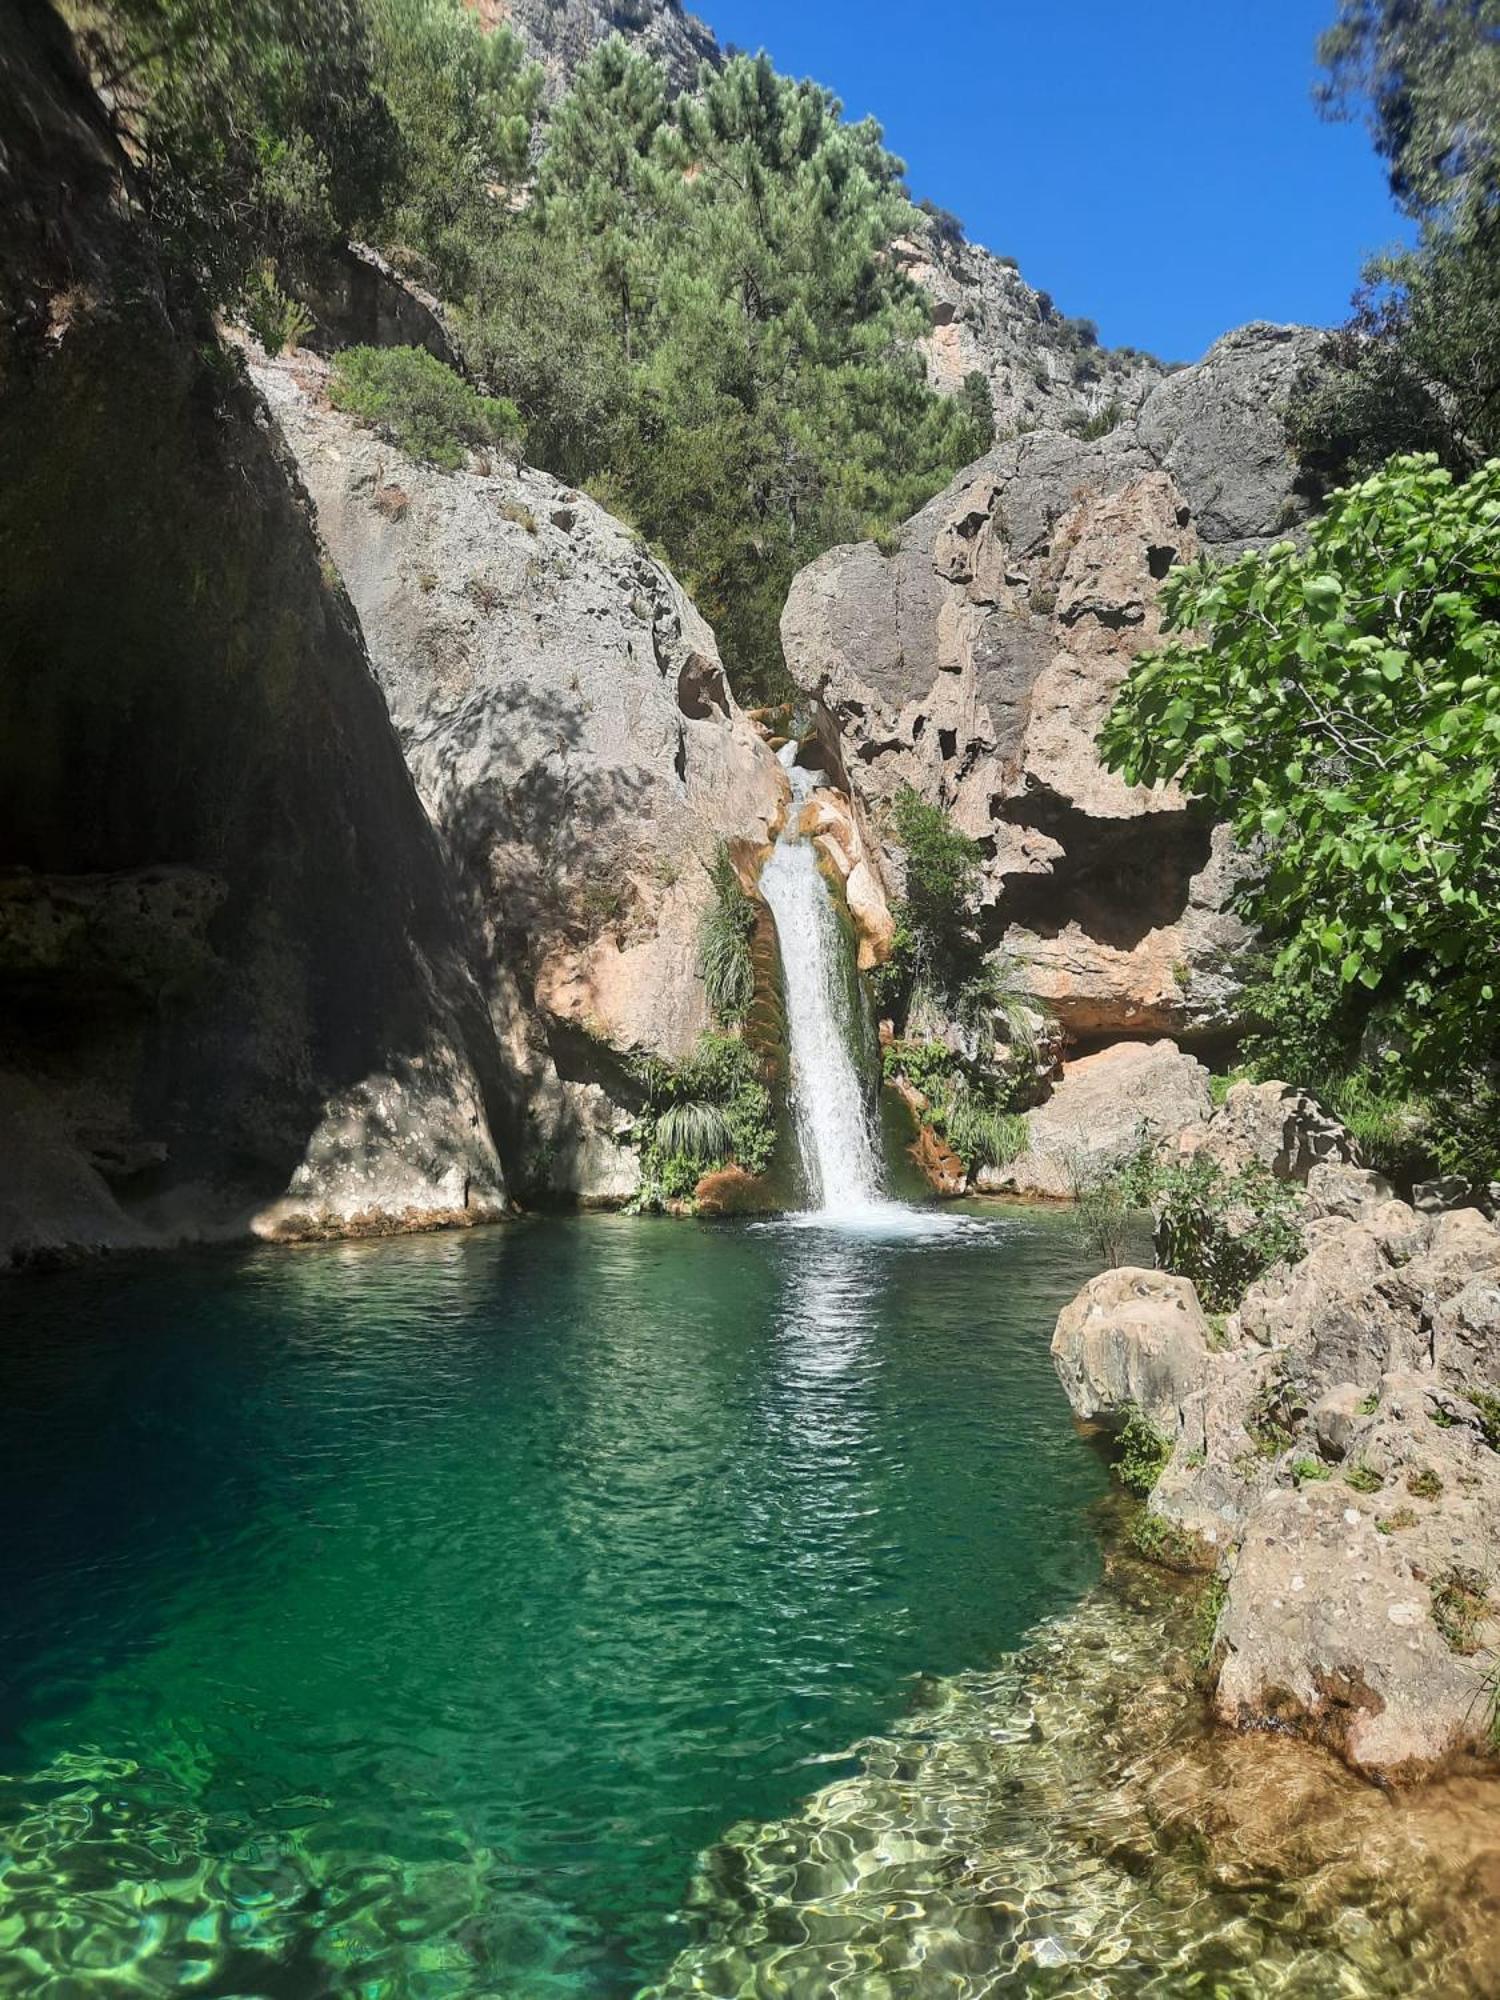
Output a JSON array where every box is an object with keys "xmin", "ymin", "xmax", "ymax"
[{"xmin": 702, "ymin": 0, "xmax": 1411, "ymax": 364}]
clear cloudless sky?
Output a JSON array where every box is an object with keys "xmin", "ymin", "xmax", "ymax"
[{"xmin": 700, "ymin": 0, "xmax": 1412, "ymax": 363}]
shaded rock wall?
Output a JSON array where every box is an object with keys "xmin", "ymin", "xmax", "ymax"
[
  {"xmin": 782, "ymin": 323, "xmax": 1322, "ymax": 1046},
  {"xmin": 0, "ymin": 0, "xmax": 509, "ymax": 1265},
  {"xmin": 252, "ymin": 347, "xmax": 785, "ymax": 1201}
]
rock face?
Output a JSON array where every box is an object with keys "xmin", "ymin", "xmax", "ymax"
[
  {"xmin": 782, "ymin": 323, "xmax": 1322, "ymax": 1046},
  {"xmin": 482, "ymin": 0, "xmax": 719, "ymax": 96},
  {"xmin": 980, "ymin": 1037, "xmax": 1212, "ymax": 1198},
  {"xmin": 0, "ymin": 1, "xmax": 510, "ymax": 1267},
  {"xmin": 253, "ymin": 347, "xmax": 784, "ymax": 1201},
  {"xmin": 894, "ymin": 224, "xmax": 1167, "ymax": 437},
  {"xmin": 1053, "ymin": 1164, "xmax": 1500, "ymax": 1781}
]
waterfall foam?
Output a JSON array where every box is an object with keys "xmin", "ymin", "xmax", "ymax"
[{"xmin": 759, "ymin": 749, "xmax": 894, "ymax": 1222}]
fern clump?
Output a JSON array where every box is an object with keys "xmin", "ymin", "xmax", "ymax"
[{"xmin": 698, "ymin": 846, "xmax": 757, "ymax": 1025}]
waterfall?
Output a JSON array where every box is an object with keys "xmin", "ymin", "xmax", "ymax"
[{"xmin": 759, "ymin": 749, "xmax": 890, "ymax": 1219}]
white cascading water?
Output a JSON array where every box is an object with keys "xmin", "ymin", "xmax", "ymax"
[{"xmin": 760, "ymin": 746, "xmax": 891, "ymax": 1219}]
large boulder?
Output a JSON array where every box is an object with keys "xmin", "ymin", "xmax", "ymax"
[
  {"xmin": 1214, "ymin": 1481, "xmax": 1494, "ymax": 1781},
  {"xmin": 1187, "ymin": 1079, "xmax": 1356, "ymax": 1181},
  {"xmin": 253, "ymin": 348, "xmax": 785, "ymax": 1201},
  {"xmin": 1050, "ymin": 1266, "xmax": 1212, "ymax": 1432},
  {"xmin": 781, "ymin": 324, "xmax": 1322, "ymax": 1046},
  {"xmin": 980, "ymin": 1036, "xmax": 1212, "ymax": 1197},
  {"xmin": 0, "ymin": 8, "xmax": 508, "ymax": 1266}
]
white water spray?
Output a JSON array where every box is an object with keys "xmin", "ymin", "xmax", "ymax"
[{"xmin": 759, "ymin": 748, "xmax": 891, "ymax": 1220}]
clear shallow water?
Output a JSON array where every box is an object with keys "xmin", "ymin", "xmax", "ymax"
[{"xmin": 0, "ymin": 1207, "xmax": 1106, "ymax": 1996}]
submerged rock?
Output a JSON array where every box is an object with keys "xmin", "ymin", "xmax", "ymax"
[{"xmin": 642, "ymin": 1575, "xmax": 1500, "ymax": 1996}]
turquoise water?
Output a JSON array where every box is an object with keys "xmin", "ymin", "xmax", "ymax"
[{"xmin": 0, "ymin": 1208, "xmax": 1106, "ymax": 1996}]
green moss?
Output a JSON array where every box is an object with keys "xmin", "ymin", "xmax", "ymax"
[
  {"xmin": 1344, "ymin": 1462, "xmax": 1384, "ymax": 1494},
  {"xmin": 1292, "ymin": 1455, "xmax": 1331, "ymax": 1485}
]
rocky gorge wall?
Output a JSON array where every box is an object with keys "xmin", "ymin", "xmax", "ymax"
[
  {"xmin": 0, "ymin": 1, "xmax": 513, "ymax": 1265},
  {"xmin": 782, "ymin": 323, "xmax": 1322, "ymax": 1050},
  {"xmin": 251, "ymin": 345, "xmax": 785, "ymax": 1202}
]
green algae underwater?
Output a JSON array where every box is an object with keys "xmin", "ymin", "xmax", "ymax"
[{"xmin": 0, "ymin": 1207, "xmax": 1111, "ymax": 1995}]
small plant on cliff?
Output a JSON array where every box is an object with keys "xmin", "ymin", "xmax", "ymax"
[
  {"xmin": 1432, "ymin": 1566, "xmax": 1491, "ymax": 1655},
  {"xmin": 1469, "ymin": 1390, "xmax": 1500, "ymax": 1453},
  {"xmin": 330, "ymin": 345, "xmax": 521, "ymax": 470},
  {"xmin": 698, "ymin": 846, "xmax": 757, "ymax": 1027},
  {"xmin": 1117, "ymin": 1404, "xmax": 1172, "ymax": 1498}
]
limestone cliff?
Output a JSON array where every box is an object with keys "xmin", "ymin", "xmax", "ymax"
[
  {"xmin": 251, "ymin": 347, "xmax": 785, "ymax": 1202},
  {"xmin": 481, "ymin": 0, "xmax": 718, "ymax": 96},
  {"xmin": 0, "ymin": 0, "xmax": 509, "ymax": 1265},
  {"xmin": 895, "ymin": 223, "xmax": 1167, "ymax": 437},
  {"xmin": 782, "ymin": 323, "xmax": 1322, "ymax": 1047}
]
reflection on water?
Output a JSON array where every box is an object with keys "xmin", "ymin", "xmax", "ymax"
[{"xmin": 0, "ymin": 1208, "xmax": 1105, "ymax": 1996}]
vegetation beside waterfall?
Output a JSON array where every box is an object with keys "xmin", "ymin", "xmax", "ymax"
[
  {"xmin": 627, "ymin": 1034, "xmax": 775, "ymax": 1211},
  {"xmin": 870, "ymin": 788, "xmax": 1045, "ymax": 1179},
  {"xmin": 697, "ymin": 846, "xmax": 757, "ymax": 1029}
]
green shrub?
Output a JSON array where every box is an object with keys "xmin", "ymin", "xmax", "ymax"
[
  {"xmin": 882, "ymin": 1038, "xmax": 958, "ymax": 1103},
  {"xmin": 698, "ymin": 845, "xmax": 757, "ymax": 1026},
  {"xmin": 1344, "ymin": 1461, "xmax": 1384, "ymax": 1493},
  {"xmin": 654, "ymin": 1100, "xmax": 735, "ymax": 1164},
  {"xmin": 1063, "ymin": 397, "xmax": 1123, "ymax": 442},
  {"xmin": 628, "ymin": 1032, "xmax": 775, "ymax": 1211},
  {"xmin": 1118, "ymin": 1404, "xmax": 1172, "ymax": 1498},
  {"xmin": 1292, "ymin": 1455, "xmax": 1331, "ymax": 1484},
  {"xmin": 330, "ymin": 345, "xmax": 520, "ymax": 470},
  {"xmin": 1100, "ymin": 455, "xmax": 1500, "ymax": 1189},
  {"xmin": 1149, "ymin": 1154, "xmax": 1304, "ymax": 1311},
  {"xmin": 243, "ymin": 264, "xmax": 314, "ymax": 354}
]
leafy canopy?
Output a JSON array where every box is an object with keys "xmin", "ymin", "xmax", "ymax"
[
  {"xmin": 1099, "ymin": 453, "xmax": 1500, "ymax": 1167},
  {"xmin": 1292, "ymin": 1, "xmax": 1500, "ymax": 484}
]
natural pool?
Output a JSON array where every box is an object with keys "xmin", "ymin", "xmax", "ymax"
[{"xmin": 0, "ymin": 1205, "xmax": 1107, "ymax": 1997}]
